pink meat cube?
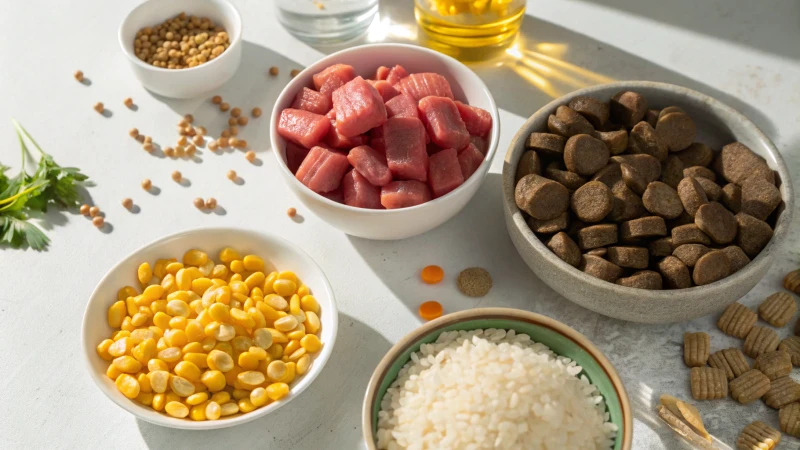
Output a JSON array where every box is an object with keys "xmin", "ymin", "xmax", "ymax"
[
  {"xmin": 368, "ymin": 80, "xmax": 400, "ymax": 102},
  {"xmin": 376, "ymin": 66, "xmax": 390, "ymax": 81},
  {"xmin": 347, "ymin": 145, "xmax": 392, "ymax": 187},
  {"xmin": 326, "ymin": 109, "xmax": 336, "ymax": 120},
  {"xmin": 295, "ymin": 146, "xmax": 350, "ymax": 193},
  {"xmin": 418, "ymin": 96, "xmax": 470, "ymax": 150},
  {"xmin": 278, "ymin": 108, "xmax": 331, "ymax": 149},
  {"xmin": 394, "ymin": 73, "xmax": 454, "ymax": 101},
  {"xmin": 381, "ymin": 181, "xmax": 432, "ymax": 209},
  {"xmin": 286, "ymin": 142, "xmax": 310, "ymax": 174},
  {"xmin": 343, "ymin": 170, "xmax": 383, "ymax": 209},
  {"xmin": 455, "ymin": 101, "xmax": 492, "ymax": 137},
  {"xmin": 332, "ymin": 76, "xmax": 387, "ymax": 137},
  {"xmin": 319, "ymin": 186, "xmax": 344, "ymax": 203},
  {"xmin": 291, "ymin": 88, "xmax": 331, "ymax": 115},
  {"xmin": 470, "ymin": 135, "xmax": 488, "ymax": 155},
  {"xmin": 313, "ymin": 64, "xmax": 356, "ymax": 100},
  {"xmin": 385, "ymin": 65, "xmax": 409, "ymax": 86},
  {"xmin": 458, "ymin": 143, "xmax": 484, "ymax": 179},
  {"xmin": 325, "ymin": 120, "xmax": 368, "ymax": 149},
  {"xmin": 385, "ymin": 94, "xmax": 419, "ymax": 119},
  {"xmin": 428, "ymin": 148, "xmax": 465, "ymax": 198},
  {"xmin": 383, "ymin": 118, "xmax": 429, "ymax": 182}
]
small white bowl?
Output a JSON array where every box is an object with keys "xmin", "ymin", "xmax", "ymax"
[
  {"xmin": 270, "ymin": 43, "xmax": 500, "ymax": 240},
  {"xmin": 118, "ymin": 0, "xmax": 243, "ymax": 99},
  {"xmin": 81, "ymin": 228, "xmax": 338, "ymax": 429}
]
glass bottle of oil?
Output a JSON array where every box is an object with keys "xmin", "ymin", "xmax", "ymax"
[{"xmin": 415, "ymin": 0, "xmax": 526, "ymax": 61}]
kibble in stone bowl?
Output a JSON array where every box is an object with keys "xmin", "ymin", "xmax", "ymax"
[{"xmin": 502, "ymin": 81, "xmax": 793, "ymax": 323}]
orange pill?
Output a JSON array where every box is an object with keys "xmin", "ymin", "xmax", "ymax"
[
  {"xmin": 419, "ymin": 301, "xmax": 443, "ymax": 321},
  {"xmin": 421, "ymin": 265, "xmax": 444, "ymax": 284}
]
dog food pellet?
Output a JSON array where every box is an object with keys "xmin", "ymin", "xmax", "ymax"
[
  {"xmin": 671, "ymin": 224, "xmax": 710, "ymax": 246},
  {"xmin": 610, "ymin": 154, "xmax": 662, "ymax": 183},
  {"xmin": 620, "ymin": 216, "xmax": 667, "ymax": 242},
  {"xmin": 677, "ymin": 177, "xmax": 709, "ymax": 217},
  {"xmin": 693, "ymin": 250, "xmax": 730, "ymax": 286},
  {"xmin": 567, "ymin": 96, "xmax": 608, "ymax": 128},
  {"xmin": 695, "ymin": 177, "xmax": 722, "ymax": 202},
  {"xmin": 527, "ymin": 212, "xmax": 568, "ymax": 234},
  {"xmin": 642, "ymin": 181, "xmax": 683, "ymax": 219},
  {"xmin": 658, "ymin": 256, "xmax": 691, "ymax": 289},
  {"xmin": 741, "ymin": 177, "xmax": 781, "ymax": 221},
  {"xmin": 778, "ymin": 336, "xmax": 800, "ymax": 366},
  {"xmin": 616, "ymin": 270, "xmax": 663, "ymax": 290},
  {"xmin": 708, "ymin": 348, "xmax": 750, "ymax": 381},
  {"xmin": 677, "ymin": 143, "xmax": 715, "ymax": 168},
  {"xmin": 544, "ymin": 167, "xmax": 586, "ymax": 190},
  {"xmin": 591, "ymin": 163, "xmax": 622, "ymax": 187},
  {"xmin": 659, "ymin": 155, "xmax": 684, "ymax": 189},
  {"xmin": 672, "ymin": 244, "xmax": 710, "ymax": 267},
  {"xmin": 515, "ymin": 174, "xmax": 569, "ymax": 220},
  {"xmin": 515, "ymin": 150, "xmax": 542, "ymax": 182},
  {"xmin": 418, "ymin": 301, "xmax": 443, "ymax": 321},
  {"xmin": 579, "ymin": 255, "xmax": 623, "ymax": 282},
  {"xmin": 591, "ymin": 129, "xmax": 628, "ymax": 155},
  {"xmin": 564, "ymin": 134, "xmax": 609, "ymax": 176},
  {"xmin": 607, "ymin": 246, "xmax": 648, "ymax": 269},
  {"xmin": 744, "ymin": 326, "xmax": 780, "ymax": 358},
  {"xmin": 554, "ymin": 106, "xmax": 594, "ymax": 138},
  {"xmin": 729, "ymin": 369, "xmax": 770, "ymax": 404},
  {"xmin": 764, "ymin": 376, "xmax": 800, "ymax": 410},
  {"xmin": 718, "ymin": 246, "xmax": 749, "ymax": 275},
  {"xmin": 779, "ymin": 403, "xmax": 800, "ymax": 437},
  {"xmin": 755, "ymin": 351, "xmax": 792, "ymax": 381},
  {"xmin": 716, "ymin": 142, "xmax": 772, "ymax": 186},
  {"xmin": 695, "ymin": 202, "xmax": 737, "ymax": 244},
  {"xmin": 608, "ymin": 182, "xmax": 646, "ymax": 222},
  {"xmin": 721, "ymin": 183, "xmax": 742, "ymax": 213},
  {"xmin": 649, "ymin": 237, "xmax": 674, "ymax": 257},
  {"xmin": 758, "ymin": 292, "xmax": 797, "ymax": 327},
  {"xmin": 457, "ymin": 267, "xmax": 492, "ymax": 297},
  {"xmin": 656, "ymin": 111, "xmax": 696, "ymax": 152},
  {"xmin": 546, "ymin": 232, "xmax": 582, "ymax": 267},
  {"xmin": 645, "ymin": 109, "xmax": 659, "ymax": 128},
  {"xmin": 684, "ymin": 332, "xmax": 710, "ymax": 367},
  {"xmin": 530, "ymin": 131, "xmax": 568, "ymax": 160},
  {"xmin": 718, "ymin": 302, "xmax": 757, "ymax": 339},
  {"xmin": 628, "ymin": 121, "xmax": 667, "ymax": 161},
  {"xmin": 620, "ymin": 163, "xmax": 647, "ymax": 195},
  {"xmin": 577, "ymin": 224, "xmax": 618, "ymax": 250},
  {"xmin": 570, "ymin": 181, "xmax": 612, "ymax": 222},
  {"xmin": 690, "ymin": 367, "xmax": 728, "ymax": 400},
  {"xmin": 610, "ymin": 91, "xmax": 646, "ymax": 127},
  {"xmin": 784, "ymin": 270, "xmax": 800, "ymax": 295},
  {"xmin": 735, "ymin": 212, "xmax": 774, "ymax": 257},
  {"xmin": 683, "ymin": 166, "xmax": 716, "ymax": 182},
  {"xmin": 736, "ymin": 421, "xmax": 781, "ymax": 450},
  {"xmin": 586, "ymin": 248, "xmax": 606, "ymax": 257}
]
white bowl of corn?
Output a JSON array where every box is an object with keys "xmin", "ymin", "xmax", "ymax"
[{"xmin": 82, "ymin": 227, "xmax": 337, "ymax": 429}]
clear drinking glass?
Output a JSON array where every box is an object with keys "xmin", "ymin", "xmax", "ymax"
[{"xmin": 275, "ymin": 0, "xmax": 379, "ymax": 44}]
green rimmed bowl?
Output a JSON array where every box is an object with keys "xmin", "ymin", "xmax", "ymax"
[{"xmin": 361, "ymin": 308, "xmax": 632, "ymax": 449}]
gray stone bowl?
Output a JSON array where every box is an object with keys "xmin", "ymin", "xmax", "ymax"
[{"xmin": 502, "ymin": 81, "xmax": 794, "ymax": 323}]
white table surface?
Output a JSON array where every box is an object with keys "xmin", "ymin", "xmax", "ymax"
[{"xmin": 1, "ymin": 0, "xmax": 799, "ymax": 448}]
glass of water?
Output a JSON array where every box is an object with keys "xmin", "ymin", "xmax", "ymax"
[{"xmin": 275, "ymin": 0, "xmax": 379, "ymax": 44}]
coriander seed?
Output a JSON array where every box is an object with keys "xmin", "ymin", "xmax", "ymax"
[
  {"xmin": 193, "ymin": 197, "xmax": 205, "ymax": 209},
  {"xmin": 179, "ymin": 119, "xmax": 189, "ymax": 128},
  {"xmin": 218, "ymin": 137, "xmax": 229, "ymax": 148},
  {"xmin": 237, "ymin": 116, "xmax": 248, "ymax": 126},
  {"xmin": 205, "ymin": 197, "xmax": 217, "ymax": 209},
  {"xmin": 164, "ymin": 147, "xmax": 175, "ymax": 157},
  {"xmin": 235, "ymin": 139, "xmax": 247, "ymax": 149},
  {"xmin": 220, "ymin": 129, "xmax": 230, "ymax": 138},
  {"xmin": 228, "ymin": 137, "xmax": 239, "ymax": 147},
  {"xmin": 290, "ymin": 69, "xmax": 300, "ymax": 77},
  {"xmin": 196, "ymin": 126, "xmax": 206, "ymax": 136},
  {"xmin": 92, "ymin": 216, "xmax": 105, "ymax": 228},
  {"xmin": 269, "ymin": 67, "xmax": 278, "ymax": 76},
  {"xmin": 94, "ymin": 102, "xmax": 104, "ymax": 113},
  {"xmin": 245, "ymin": 151, "xmax": 256, "ymax": 162},
  {"xmin": 124, "ymin": 97, "xmax": 134, "ymax": 108},
  {"xmin": 144, "ymin": 136, "xmax": 152, "ymax": 144},
  {"xmin": 141, "ymin": 178, "xmax": 152, "ymax": 190},
  {"xmin": 186, "ymin": 144, "xmax": 196, "ymax": 156},
  {"xmin": 175, "ymin": 146, "xmax": 185, "ymax": 157},
  {"xmin": 212, "ymin": 95, "xmax": 222, "ymax": 104},
  {"xmin": 229, "ymin": 126, "xmax": 238, "ymax": 136},
  {"xmin": 184, "ymin": 114, "xmax": 194, "ymax": 123},
  {"xmin": 208, "ymin": 141, "xmax": 219, "ymax": 151},
  {"xmin": 230, "ymin": 107, "xmax": 241, "ymax": 118},
  {"xmin": 252, "ymin": 107, "xmax": 262, "ymax": 118},
  {"xmin": 74, "ymin": 70, "xmax": 84, "ymax": 82},
  {"xmin": 220, "ymin": 102, "xmax": 230, "ymax": 112},
  {"xmin": 177, "ymin": 136, "xmax": 188, "ymax": 146},
  {"xmin": 228, "ymin": 117, "xmax": 237, "ymax": 126},
  {"xmin": 89, "ymin": 206, "xmax": 100, "ymax": 217},
  {"xmin": 192, "ymin": 135, "xmax": 204, "ymax": 146},
  {"xmin": 129, "ymin": 128, "xmax": 139, "ymax": 138},
  {"xmin": 171, "ymin": 171, "xmax": 182, "ymax": 182},
  {"xmin": 227, "ymin": 170, "xmax": 237, "ymax": 180},
  {"xmin": 122, "ymin": 198, "xmax": 133, "ymax": 209},
  {"xmin": 287, "ymin": 207, "xmax": 297, "ymax": 217},
  {"xmin": 143, "ymin": 143, "xmax": 154, "ymax": 153},
  {"xmin": 80, "ymin": 204, "xmax": 90, "ymax": 215}
]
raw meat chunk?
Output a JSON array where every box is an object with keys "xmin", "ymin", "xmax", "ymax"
[
  {"xmin": 385, "ymin": 65, "xmax": 409, "ymax": 86},
  {"xmin": 394, "ymin": 73, "xmax": 454, "ymax": 101},
  {"xmin": 285, "ymin": 142, "xmax": 310, "ymax": 174},
  {"xmin": 319, "ymin": 186, "xmax": 344, "ymax": 203},
  {"xmin": 368, "ymin": 80, "xmax": 400, "ymax": 102},
  {"xmin": 347, "ymin": 145, "xmax": 392, "ymax": 186},
  {"xmin": 455, "ymin": 101, "xmax": 492, "ymax": 137},
  {"xmin": 458, "ymin": 143, "xmax": 484, "ymax": 179},
  {"xmin": 418, "ymin": 96, "xmax": 470, "ymax": 150},
  {"xmin": 278, "ymin": 108, "xmax": 331, "ymax": 149},
  {"xmin": 376, "ymin": 66, "xmax": 390, "ymax": 81},
  {"xmin": 428, "ymin": 148, "xmax": 465, "ymax": 197},
  {"xmin": 383, "ymin": 118, "xmax": 429, "ymax": 182},
  {"xmin": 343, "ymin": 170, "xmax": 383, "ymax": 209},
  {"xmin": 332, "ymin": 76, "xmax": 387, "ymax": 137},
  {"xmin": 291, "ymin": 87, "xmax": 331, "ymax": 115},
  {"xmin": 295, "ymin": 146, "xmax": 350, "ymax": 193},
  {"xmin": 470, "ymin": 135, "xmax": 489, "ymax": 155},
  {"xmin": 381, "ymin": 180, "xmax": 432, "ymax": 209},
  {"xmin": 385, "ymin": 94, "xmax": 419, "ymax": 119},
  {"xmin": 326, "ymin": 109, "xmax": 336, "ymax": 120},
  {"xmin": 313, "ymin": 64, "xmax": 356, "ymax": 100},
  {"xmin": 325, "ymin": 120, "xmax": 368, "ymax": 149}
]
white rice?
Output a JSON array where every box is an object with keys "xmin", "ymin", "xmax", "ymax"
[{"xmin": 376, "ymin": 329, "xmax": 618, "ymax": 450}]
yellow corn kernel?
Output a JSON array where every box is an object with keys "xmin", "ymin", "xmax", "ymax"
[
  {"xmin": 273, "ymin": 279, "xmax": 297, "ymax": 297},
  {"xmin": 230, "ymin": 308, "xmax": 255, "ymax": 329},
  {"xmin": 247, "ymin": 387, "xmax": 268, "ymax": 407},
  {"xmin": 182, "ymin": 341, "xmax": 204, "ymax": 353},
  {"xmin": 166, "ymin": 299, "xmax": 190, "ymax": 318},
  {"xmin": 165, "ymin": 392, "xmax": 181, "ymax": 404},
  {"xmin": 284, "ymin": 339, "xmax": 301, "ymax": 356},
  {"xmin": 112, "ymin": 330, "xmax": 130, "ymax": 341},
  {"xmin": 250, "ymin": 286, "xmax": 264, "ymax": 298},
  {"xmin": 265, "ymin": 382, "xmax": 289, "ymax": 401},
  {"xmin": 147, "ymin": 370, "xmax": 170, "ymax": 393},
  {"xmin": 207, "ymin": 391, "xmax": 228, "ymax": 404},
  {"xmin": 266, "ymin": 328, "xmax": 289, "ymax": 344},
  {"xmin": 130, "ymin": 327, "xmax": 154, "ymax": 343},
  {"xmin": 238, "ymin": 371, "xmax": 266, "ymax": 387},
  {"xmin": 301, "ymin": 334, "xmax": 322, "ymax": 353},
  {"xmin": 198, "ymin": 370, "xmax": 224, "ymax": 393},
  {"xmin": 130, "ymin": 312, "xmax": 147, "ymax": 327},
  {"xmin": 108, "ymin": 337, "xmax": 134, "ymax": 357},
  {"xmin": 215, "ymin": 286, "xmax": 232, "ymax": 305},
  {"xmin": 140, "ymin": 284, "xmax": 165, "ymax": 302},
  {"xmin": 236, "ymin": 398, "xmax": 256, "ymax": 413},
  {"xmin": 247, "ymin": 330, "xmax": 271, "ymax": 351},
  {"xmin": 151, "ymin": 312, "xmax": 171, "ymax": 330},
  {"xmin": 208, "ymin": 303, "xmax": 230, "ymax": 323},
  {"xmin": 287, "ymin": 324, "xmax": 306, "ymax": 341},
  {"xmin": 106, "ymin": 364, "xmax": 123, "ymax": 380},
  {"xmin": 175, "ymin": 268, "xmax": 192, "ymax": 291},
  {"xmin": 304, "ymin": 311, "xmax": 321, "ymax": 334},
  {"xmin": 231, "ymin": 336, "xmax": 253, "ymax": 353},
  {"xmin": 225, "ymin": 365, "xmax": 244, "ymax": 386},
  {"xmin": 137, "ymin": 372, "xmax": 153, "ymax": 393},
  {"xmin": 152, "ymin": 258, "xmax": 169, "ymax": 279},
  {"xmin": 300, "ymin": 294, "xmax": 320, "ymax": 313},
  {"xmin": 288, "ymin": 347, "xmax": 307, "ymax": 362},
  {"xmin": 217, "ymin": 247, "xmax": 238, "ymax": 264},
  {"xmin": 186, "ymin": 391, "xmax": 209, "ymax": 406},
  {"xmin": 182, "ymin": 249, "xmax": 208, "ymax": 266},
  {"xmin": 245, "ymin": 307, "xmax": 265, "ymax": 330},
  {"xmin": 165, "ymin": 262, "xmax": 185, "ymax": 275},
  {"xmin": 96, "ymin": 339, "xmax": 114, "ymax": 361},
  {"xmin": 280, "ymin": 362, "xmax": 296, "ymax": 384},
  {"xmin": 170, "ymin": 375, "xmax": 196, "ymax": 397},
  {"xmin": 165, "ymin": 329, "xmax": 189, "ymax": 348},
  {"xmin": 182, "ymin": 353, "xmax": 207, "ymax": 370},
  {"xmin": 136, "ymin": 391, "xmax": 154, "ymax": 406},
  {"xmin": 152, "ymin": 393, "xmax": 167, "ymax": 411},
  {"xmin": 134, "ymin": 295, "xmax": 152, "ymax": 307},
  {"xmin": 132, "ymin": 338, "xmax": 157, "ymax": 364},
  {"xmin": 276, "ymin": 270, "xmax": 297, "ymax": 283},
  {"xmin": 267, "ymin": 343, "xmax": 284, "ymax": 359},
  {"xmin": 108, "ymin": 301, "xmax": 126, "ymax": 328},
  {"xmin": 150, "ymin": 299, "xmax": 168, "ymax": 314},
  {"xmin": 217, "ymin": 401, "xmax": 238, "ymax": 417},
  {"xmin": 243, "ymin": 346, "xmax": 266, "ymax": 360},
  {"xmin": 242, "ymin": 272, "xmax": 265, "ymax": 291},
  {"xmin": 170, "ymin": 317, "xmax": 189, "ymax": 332},
  {"xmin": 125, "ymin": 297, "xmax": 138, "ymax": 317},
  {"xmin": 148, "ymin": 326, "xmax": 164, "ymax": 340},
  {"xmin": 266, "ymin": 360, "xmax": 287, "ymax": 381},
  {"xmin": 209, "ymin": 322, "xmax": 236, "ymax": 342},
  {"xmin": 237, "ymin": 351, "xmax": 259, "ymax": 370},
  {"xmin": 174, "ymin": 360, "xmax": 202, "ymax": 382},
  {"xmin": 214, "ymin": 341, "xmax": 233, "ymax": 356},
  {"xmin": 156, "ymin": 337, "xmax": 168, "ymax": 352},
  {"xmin": 199, "ymin": 336, "xmax": 216, "ymax": 352},
  {"xmin": 117, "ymin": 285, "xmax": 138, "ymax": 301},
  {"xmin": 231, "ymin": 389, "xmax": 250, "ymax": 400},
  {"xmin": 262, "ymin": 272, "xmax": 278, "ymax": 294},
  {"xmin": 229, "ymin": 273, "xmax": 243, "ymax": 283},
  {"xmin": 228, "ymin": 281, "xmax": 247, "ymax": 296},
  {"xmin": 191, "ymin": 278, "xmax": 214, "ymax": 296},
  {"xmin": 289, "ymin": 294, "xmax": 301, "ymax": 316},
  {"xmin": 115, "ymin": 373, "xmax": 141, "ymax": 399},
  {"xmin": 296, "ymin": 354, "xmax": 311, "ymax": 375},
  {"xmin": 147, "ymin": 358, "xmax": 168, "ymax": 372},
  {"xmin": 165, "ymin": 401, "xmax": 189, "ymax": 418},
  {"xmin": 210, "ymin": 264, "xmax": 228, "ymax": 280},
  {"xmin": 241, "ymin": 297, "xmax": 255, "ymax": 311},
  {"xmin": 186, "ymin": 319, "xmax": 206, "ymax": 342},
  {"xmin": 207, "ymin": 349, "xmax": 234, "ymax": 372},
  {"xmin": 256, "ymin": 302, "xmax": 281, "ymax": 322},
  {"xmin": 201, "ymin": 401, "xmax": 220, "ymax": 420},
  {"xmin": 161, "ymin": 274, "xmax": 177, "ymax": 293},
  {"xmin": 274, "ymin": 315, "xmax": 298, "ymax": 332},
  {"xmin": 229, "ymin": 259, "xmax": 245, "ymax": 274},
  {"xmin": 296, "ymin": 284, "xmax": 310, "ymax": 298},
  {"xmin": 265, "ymin": 294, "xmax": 289, "ymax": 311},
  {"xmin": 168, "ymin": 291, "xmax": 192, "ymax": 303},
  {"xmin": 158, "ymin": 347, "xmax": 182, "ymax": 363},
  {"xmin": 137, "ymin": 262, "xmax": 153, "ymax": 285}
]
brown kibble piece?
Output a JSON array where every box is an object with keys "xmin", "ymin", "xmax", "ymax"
[
  {"xmin": 607, "ymin": 246, "xmax": 648, "ymax": 269},
  {"xmin": 620, "ymin": 163, "xmax": 647, "ymax": 195},
  {"xmin": 577, "ymin": 224, "xmax": 618, "ymax": 250},
  {"xmin": 610, "ymin": 154, "xmax": 661, "ymax": 183},
  {"xmin": 645, "ymin": 109, "xmax": 660, "ymax": 128},
  {"xmin": 252, "ymin": 107, "xmax": 262, "ymax": 118},
  {"xmin": 591, "ymin": 130, "xmax": 627, "ymax": 155},
  {"xmin": 779, "ymin": 336, "xmax": 800, "ymax": 366},
  {"xmin": 693, "ymin": 250, "xmax": 730, "ymax": 286},
  {"xmin": 755, "ymin": 351, "xmax": 792, "ymax": 381},
  {"xmin": 671, "ymin": 224, "xmax": 710, "ymax": 246},
  {"xmin": 721, "ymin": 183, "xmax": 742, "ymax": 213},
  {"xmin": 677, "ymin": 177, "xmax": 708, "ymax": 217},
  {"xmin": 568, "ymin": 96, "xmax": 609, "ymax": 128},
  {"xmin": 620, "ymin": 216, "xmax": 667, "ymax": 242},
  {"xmin": 570, "ymin": 181, "xmax": 612, "ymax": 222},
  {"xmin": 219, "ymin": 102, "xmax": 230, "ymax": 112},
  {"xmin": 658, "ymin": 256, "xmax": 691, "ymax": 289},
  {"xmin": 649, "ymin": 237, "xmax": 673, "ymax": 257},
  {"xmin": 563, "ymin": 134, "xmax": 609, "ymax": 176},
  {"xmin": 785, "ymin": 270, "xmax": 800, "ymax": 295},
  {"xmin": 729, "ymin": 369, "xmax": 770, "ymax": 404},
  {"xmin": 92, "ymin": 216, "xmax": 104, "ymax": 228},
  {"xmin": 211, "ymin": 95, "xmax": 222, "ymax": 104},
  {"xmin": 547, "ymin": 114, "xmax": 570, "ymax": 137},
  {"xmin": 546, "ymin": 232, "xmax": 581, "ymax": 267},
  {"xmin": 515, "ymin": 150, "xmax": 542, "ymax": 182},
  {"xmin": 721, "ymin": 246, "xmax": 750, "ymax": 274},
  {"xmin": 684, "ymin": 166, "xmax": 716, "ymax": 181},
  {"xmin": 287, "ymin": 207, "xmax": 297, "ymax": 217},
  {"xmin": 515, "ymin": 174, "xmax": 569, "ymax": 220},
  {"xmin": 528, "ymin": 212, "xmax": 568, "ymax": 234},
  {"xmin": 695, "ymin": 202, "xmax": 737, "ymax": 244},
  {"xmin": 205, "ymin": 198, "xmax": 217, "ymax": 209},
  {"xmin": 735, "ymin": 212, "xmax": 773, "ymax": 257},
  {"xmin": 590, "ymin": 163, "xmax": 622, "ymax": 188},
  {"xmin": 708, "ymin": 348, "xmax": 750, "ymax": 380},
  {"xmin": 660, "ymin": 155, "xmax": 684, "ymax": 189},
  {"xmin": 690, "ymin": 367, "xmax": 728, "ymax": 400},
  {"xmin": 628, "ymin": 121, "xmax": 667, "ymax": 161},
  {"xmin": 269, "ymin": 67, "xmax": 279, "ymax": 76},
  {"xmin": 616, "ymin": 270, "xmax": 663, "ymax": 289},
  {"xmin": 741, "ymin": 177, "xmax": 781, "ymax": 220},
  {"xmin": 579, "ymin": 255, "xmax": 623, "ymax": 282},
  {"xmin": 695, "ymin": 177, "xmax": 722, "ymax": 202},
  {"xmin": 586, "ymin": 248, "xmax": 606, "ymax": 257},
  {"xmin": 672, "ymin": 244, "xmax": 711, "ymax": 267},
  {"xmin": 779, "ymin": 403, "xmax": 800, "ymax": 437},
  {"xmin": 141, "ymin": 179, "xmax": 152, "ymax": 190},
  {"xmin": 678, "ymin": 143, "xmax": 715, "ymax": 168},
  {"xmin": 759, "ymin": 292, "xmax": 797, "ymax": 327},
  {"xmin": 736, "ymin": 421, "xmax": 781, "ymax": 450},
  {"xmin": 715, "ymin": 142, "xmax": 773, "ymax": 185},
  {"xmin": 744, "ymin": 326, "xmax": 780, "ymax": 358},
  {"xmin": 656, "ymin": 111, "xmax": 696, "ymax": 152},
  {"xmin": 609, "ymin": 91, "xmax": 647, "ymax": 127},
  {"xmin": 717, "ymin": 302, "xmax": 757, "ymax": 338},
  {"xmin": 764, "ymin": 376, "xmax": 800, "ymax": 410},
  {"xmin": 544, "ymin": 167, "xmax": 586, "ymax": 190},
  {"xmin": 457, "ymin": 267, "xmax": 492, "ymax": 297},
  {"xmin": 122, "ymin": 198, "xmax": 133, "ymax": 210},
  {"xmin": 684, "ymin": 332, "xmax": 710, "ymax": 367},
  {"xmin": 642, "ymin": 181, "xmax": 684, "ymax": 219},
  {"xmin": 193, "ymin": 198, "xmax": 205, "ymax": 209},
  {"xmin": 554, "ymin": 106, "xmax": 594, "ymax": 137}
]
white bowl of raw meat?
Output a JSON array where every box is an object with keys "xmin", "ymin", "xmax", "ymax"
[{"xmin": 270, "ymin": 44, "xmax": 500, "ymax": 240}]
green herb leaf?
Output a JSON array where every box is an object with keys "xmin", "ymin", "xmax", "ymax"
[{"xmin": 0, "ymin": 213, "xmax": 49, "ymax": 250}]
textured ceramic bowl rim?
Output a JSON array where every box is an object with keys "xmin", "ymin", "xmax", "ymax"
[
  {"xmin": 361, "ymin": 307, "xmax": 633, "ymax": 450},
  {"xmin": 118, "ymin": 0, "xmax": 243, "ymax": 74},
  {"xmin": 269, "ymin": 43, "xmax": 500, "ymax": 216},
  {"xmin": 81, "ymin": 227, "xmax": 338, "ymax": 430},
  {"xmin": 502, "ymin": 80, "xmax": 794, "ymax": 301}
]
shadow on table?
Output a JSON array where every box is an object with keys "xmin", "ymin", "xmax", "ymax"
[{"xmin": 137, "ymin": 313, "xmax": 388, "ymax": 450}]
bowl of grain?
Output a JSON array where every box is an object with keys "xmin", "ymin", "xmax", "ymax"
[
  {"xmin": 362, "ymin": 308, "xmax": 632, "ymax": 450},
  {"xmin": 119, "ymin": 0, "xmax": 243, "ymax": 99}
]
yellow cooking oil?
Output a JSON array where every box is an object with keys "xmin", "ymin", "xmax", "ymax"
[{"xmin": 415, "ymin": 0, "xmax": 525, "ymax": 60}]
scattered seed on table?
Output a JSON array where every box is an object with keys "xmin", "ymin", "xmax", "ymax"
[
  {"xmin": 218, "ymin": 137, "xmax": 229, "ymax": 148},
  {"xmin": 229, "ymin": 126, "xmax": 239, "ymax": 136},
  {"xmin": 144, "ymin": 136, "xmax": 152, "ymax": 144},
  {"xmin": 141, "ymin": 179, "xmax": 152, "ymax": 190},
  {"xmin": 185, "ymin": 126, "xmax": 196, "ymax": 136},
  {"xmin": 205, "ymin": 198, "xmax": 217, "ymax": 209},
  {"xmin": 74, "ymin": 70, "xmax": 84, "ymax": 81},
  {"xmin": 129, "ymin": 128, "xmax": 139, "ymax": 138},
  {"xmin": 192, "ymin": 135, "xmax": 204, "ymax": 146},
  {"xmin": 143, "ymin": 143, "xmax": 154, "ymax": 153},
  {"xmin": 245, "ymin": 151, "xmax": 256, "ymax": 162},
  {"xmin": 178, "ymin": 126, "xmax": 188, "ymax": 136},
  {"xmin": 290, "ymin": 69, "xmax": 300, "ymax": 77},
  {"xmin": 208, "ymin": 141, "xmax": 219, "ymax": 151},
  {"xmin": 124, "ymin": 97, "xmax": 134, "ymax": 108},
  {"xmin": 92, "ymin": 216, "xmax": 105, "ymax": 228},
  {"xmin": 230, "ymin": 107, "xmax": 241, "ymax": 118},
  {"xmin": 183, "ymin": 114, "xmax": 193, "ymax": 124},
  {"xmin": 269, "ymin": 67, "xmax": 279, "ymax": 76},
  {"xmin": 287, "ymin": 207, "xmax": 297, "ymax": 218},
  {"xmin": 196, "ymin": 126, "xmax": 207, "ymax": 136},
  {"xmin": 80, "ymin": 204, "xmax": 90, "ymax": 216},
  {"xmin": 178, "ymin": 118, "xmax": 189, "ymax": 128},
  {"xmin": 177, "ymin": 136, "xmax": 188, "ymax": 146},
  {"xmin": 171, "ymin": 171, "xmax": 182, "ymax": 182},
  {"xmin": 175, "ymin": 146, "xmax": 186, "ymax": 157},
  {"xmin": 220, "ymin": 102, "xmax": 230, "ymax": 112},
  {"xmin": 122, "ymin": 198, "xmax": 133, "ymax": 209},
  {"xmin": 186, "ymin": 144, "xmax": 196, "ymax": 156},
  {"xmin": 221, "ymin": 129, "xmax": 231, "ymax": 138},
  {"xmin": 457, "ymin": 267, "xmax": 492, "ymax": 297},
  {"xmin": 94, "ymin": 102, "xmax": 104, "ymax": 113},
  {"xmin": 227, "ymin": 170, "xmax": 237, "ymax": 181},
  {"xmin": 212, "ymin": 95, "xmax": 222, "ymax": 105},
  {"xmin": 89, "ymin": 206, "xmax": 100, "ymax": 217},
  {"xmin": 193, "ymin": 197, "xmax": 205, "ymax": 209},
  {"xmin": 421, "ymin": 265, "xmax": 444, "ymax": 284},
  {"xmin": 237, "ymin": 139, "xmax": 250, "ymax": 149},
  {"xmin": 419, "ymin": 301, "xmax": 443, "ymax": 321},
  {"xmin": 252, "ymin": 107, "xmax": 262, "ymax": 118},
  {"xmin": 237, "ymin": 116, "xmax": 249, "ymax": 126},
  {"xmin": 784, "ymin": 270, "xmax": 800, "ymax": 295},
  {"xmin": 163, "ymin": 147, "xmax": 175, "ymax": 157},
  {"xmin": 229, "ymin": 137, "xmax": 239, "ymax": 148},
  {"xmin": 228, "ymin": 117, "xmax": 238, "ymax": 126}
]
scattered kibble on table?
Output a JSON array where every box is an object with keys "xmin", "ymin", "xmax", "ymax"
[
  {"xmin": 74, "ymin": 70, "xmax": 84, "ymax": 82},
  {"xmin": 245, "ymin": 151, "xmax": 256, "ymax": 162},
  {"xmin": 122, "ymin": 198, "xmax": 133, "ymax": 210},
  {"xmin": 92, "ymin": 216, "xmax": 105, "ymax": 228},
  {"xmin": 421, "ymin": 265, "xmax": 444, "ymax": 284},
  {"xmin": 133, "ymin": 13, "xmax": 230, "ymax": 69},
  {"xmin": 457, "ymin": 267, "xmax": 493, "ymax": 297},
  {"xmin": 94, "ymin": 102, "xmax": 104, "ymax": 113},
  {"xmin": 287, "ymin": 208, "xmax": 297, "ymax": 218},
  {"xmin": 141, "ymin": 179, "xmax": 152, "ymax": 190},
  {"xmin": 80, "ymin": 204, "xmax": 90, "ymax": 216},
  {"xmin": 419, "ymin": 301, "xmax": 443, "ymax": 321},
  {"xmin": 89, "ymin": 206, "xmax": 100, "ymax": 218},
  {"xmin": 124, "ymin": 97, "xmax": 134, "ymax": 108},
  {"xmin": 193, "ymin": 197, "xmax": 205, "ymax": 209},
  {"xmin": 129, "ymin": 128, "xmax": 139, "ymax": 139},
  {"xmin": 227, "ymin": 170, "xmax": 237, "ymax": 181},
  {"xmin": 252, "ymin": 107, "xmax": 262, "ymax": 118},
  {"xmin": 205, "ymin": 198, "xmax": 217, "ymax": 209}
]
